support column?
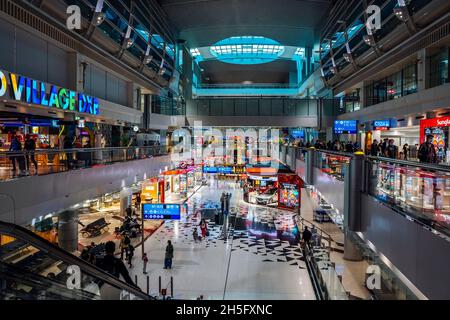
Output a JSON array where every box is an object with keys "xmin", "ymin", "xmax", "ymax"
[
  {"xmin": 417, "ymin": 48, "xmax": 429, "ymax": 91},
  {"xmin": 305, "ymin": 148, "xmax": 315, "ymax": 185},
  {"xmin": 120, "ymin": 187, "xmax": 133, "ymax": 216},
  {"xmin": 343, "ymin": 154, "xmax": 364, "ymax": 261},
  {"xmin": 58, "ymin": 210, "xmax": 79, "ymax": 252}
]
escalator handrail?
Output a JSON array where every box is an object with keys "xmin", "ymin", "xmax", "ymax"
[{"xmin": 0, "ymin": 220, "xmax": 153, "ymax": 300}]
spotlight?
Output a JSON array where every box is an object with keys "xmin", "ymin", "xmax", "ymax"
[
  {"xmin": 343, "ymin": 53, "xmax": 352, "ymax": 62},
  {"xmin": 144, "ymin": 55, "xmax": 153, "ymax": 64},
  {"xmin": 393, "ymin": 6, "xmax": 409, "ymax": 22},
  {"xmin": 94, "ymin": 12, "xmax": 105, "ymax": 26},
  {"xmin": 125, "ymin": 38, "xmax": 134, "ymax": 49},
  {"xmin": 363, "ymin": 35, "xmax": 376, "ymax": 47}
]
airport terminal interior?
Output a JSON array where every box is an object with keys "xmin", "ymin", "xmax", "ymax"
[{"xmin": 0, "ymin": 0, "xmax": 450, "ymax": 302}]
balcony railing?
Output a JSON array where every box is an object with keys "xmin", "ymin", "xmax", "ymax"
[{"xmin": 0, "ymin": 146, "xmax": 168, "ymax": 182}]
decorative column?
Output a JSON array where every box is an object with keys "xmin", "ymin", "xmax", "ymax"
[{"xmin": 58, "ymin": 210, "xmax": 79, "ymax": 252}]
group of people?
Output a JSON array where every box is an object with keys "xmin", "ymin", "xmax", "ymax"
[
  {"xmin": 295, "ymin": 139, "xmax": 362, "ymax": 153},
  {"xmin": 370, "ymin": 135, "xmax": 438, "ymax": 163},
  {"xmin": 8, "ymin": 133, "xmax": 38, "ymax": 176}
]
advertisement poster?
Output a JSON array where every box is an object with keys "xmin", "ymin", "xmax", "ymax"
[{"xmin": 278, "ymin": 174, "xmax": 303, "ymax": 210}]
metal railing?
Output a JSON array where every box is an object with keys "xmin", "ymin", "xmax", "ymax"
[{"xmin": 0, "ymin": 146, "xmax": 168, "ymax": 181}]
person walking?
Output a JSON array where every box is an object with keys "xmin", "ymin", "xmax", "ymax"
[
  {"xmin": 98, "ymin": 241, "xmax": 136, "ymax": 287},
  {"xmin": 142, "ymin": 252, "xmax": 148, "ymax": 274},
  {"xmin": 380, "ymin": 138, "xmax": 389, "ymax": 156},
  {"xmin": 418, "ymin": 134, "xmax": 437, "ymax": 164},
  {"xmin": 24, "ymin": 134, "xmax": 38, "ymax": 175},
  {"xmin": 386, "ymin": 139, "xmax": 398, "ymax": 159},
  {"xmin": 127, "ymin": 243, "xmax": 134, "ymax": 268},
  {"xmin": 164, "ymin": 240, "xmax": 174, "ymax": 269},
  {"xmin": 302, "ymin": 226, "xmax": 312, "ymax": 248}
]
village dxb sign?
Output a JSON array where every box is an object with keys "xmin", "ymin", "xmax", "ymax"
[{"xmin": 0, "ymin": 69, "xmax": 99, "ymax": 115}]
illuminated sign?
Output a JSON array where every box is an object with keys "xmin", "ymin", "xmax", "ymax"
[
  {"xmin": 142, "ymin": 203, "xmax": 182, "ymax": 220},
  {"xmin": 334, "ymin": 120, "xmax": 357, "ymax": 134},
  {"xmin": 0, "ymin": 69, "xmax": 99, "ymax": 115},
  {"xmin": 373, "ymin": 120, "xmax": 390, "ymax": 130}
]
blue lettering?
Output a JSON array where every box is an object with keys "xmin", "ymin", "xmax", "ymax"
[
  {"xmin": 92, "ymin": 97, "xmax": 99, "ymax": 115},
  {"xmin": 31, "ymin": 80, "xmax": 41, "ymax": 105},
  {"xmin": 48, "ymin": 85, "xmax": 59, "ymax": 108},
  {"xmin": 26, "ymin": 78, "xmax": 32, "ymax": 103},
  {"xmin": 85, "ymin": 96, "xmax": 92, "ymax": 114},
  {"xmin": 40, "ymin": 83, "xmax": 49, "ymax": 106},
  {"xmin": 78, "ymin": 93, "xmax": 86, "ymax": 113}
]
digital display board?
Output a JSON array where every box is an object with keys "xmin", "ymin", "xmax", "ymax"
[
  {"xmin": 291, "ymin": 130, "xmax": 304, "ymax": 139},
  {"xmin": 334, "ymin": 120, "xmax": 358, "ymax": 134},
  {"xmin": 142, "ymin": 203, "xmax": 182, "ymax": 220},
  {"xmin": 203, "ymin": 166, "xmax": 233, "ymax": 174}
]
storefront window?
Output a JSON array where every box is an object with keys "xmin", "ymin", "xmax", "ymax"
[
  {"xmin": 402, "ymin": 64, "xmax": 417, "ymax": 96},
  {"xmin": 428, "ymin": 47, "xmax": 449, "ymax": 88}
]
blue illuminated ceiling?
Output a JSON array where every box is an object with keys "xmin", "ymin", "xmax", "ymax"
[{"xmin": 209, "ymin": 36, "xmax": 285, "ymax": 65}]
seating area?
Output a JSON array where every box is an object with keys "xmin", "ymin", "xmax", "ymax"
[{"xmin": 80, "ymin": 218, "xmax": 110, "ymax": 238}]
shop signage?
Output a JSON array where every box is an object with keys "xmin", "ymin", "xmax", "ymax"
[
  {"xmin": 142, "ymin": 203, "xmax": 182, "ymax": 220},
  {"xmin": 420, "ymin": 116, "xmax": 450, "ymax": 143},
  {"xmin": 373, "ymin": 120, "xmax": 390, "ymax": 131},
  {"xmin": 0, "ymin": 69, "xmax": 99, "ymax": 115}
]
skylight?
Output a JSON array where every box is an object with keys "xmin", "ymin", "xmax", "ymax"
[{"xmin": 209, "ymin": 36, "xmax": 285, "ymax": 65}]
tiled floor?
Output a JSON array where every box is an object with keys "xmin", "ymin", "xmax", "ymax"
[{"xmin": 126, "ymin": 180, "xmax": 315, "ymax": 300}]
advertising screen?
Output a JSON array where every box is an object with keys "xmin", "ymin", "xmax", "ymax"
[
  {"xmin": 334, "ymin": 120, "xmax": 358, "ymax": 134},
  {"xmin": 373, "ymin": 120, "xmax": 390, "ymax": 130},
  {"xmin": 142, "ymin": 204, "xmax": 182, "ymax": 220}
]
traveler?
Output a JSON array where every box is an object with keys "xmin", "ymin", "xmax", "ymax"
[
  {"xmin": 24, "ymin": 134, "xmax": 38, "ymax": 174},
  {"xmin": 380, "ymin": 138, "xmax": 389, "ymax": 156},
  {"xmin": 9, "ymin": 133, "xmax": 22, "ymax": 174},
  {"xmin": 403, "ymin": 143, "xmax": 409, "ymax": 160},
  {"xmin": 120, "ymin": 234, "xmax": 131, "ymax": 260},
  {"xmin": 98, "ymin": 241, "xmax": 135, "ymax": 286},
  {"xmin": 142, "ymin": 253, "xmax": 149, "ymax": 274},
  {"xmin": 135, "ymin": 193, "xmax": 142, "ymax": 211},
  {"xmin": 193, "ymin": 228, "xmax": 200, "ymax": 242},
  {"xmin": 386, "ymin": 139, "xmax": 398, "ymax": 159},
  {"xmin": 418, "ymin": 134, "xmax": 437, "ymax": 164},
  {"xmin": 164, "ymin": 240, "xmax": 174, "ymax": 269},
  {"xmin": 370, "ymin": 140, "xmax": 380, "ymax": 156},
  {"xmin": 199, "ymin": 218, "xmax": 208, "ymax": 239},
  {"xmin": 302, "ymin": 226, "xmax": 312, "ymax": 247},
  {"xmin": 127, "ymin": 244, "xmax": 134, "ymax": 268}
]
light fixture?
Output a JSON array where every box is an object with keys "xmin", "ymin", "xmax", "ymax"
[
  {"xmin": 363, "ymin": 35, "xmax": 376, "ymax": 47},
  {"xmin": 94, "ymin": 12, "xmax": 105, "ymax": 26},
  {"xmin": 343, "ymin": 53, "xmax": 352, "ymax": 62},
  {"xmin": 158, "ymin": 68, "xmax": 165, "ymax": 76},
  {"xmin": 124, "ymin": 26, "xmax": 133, "ymax": 48},
  {"xmin": 330, "ymin": 66, "xmax": 338, "ymax": 74},
  {"xmin": 393, "ymin": 6, "xmax": 409, "ymax": 22}
]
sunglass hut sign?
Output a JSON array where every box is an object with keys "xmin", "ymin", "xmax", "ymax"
[{"xmin": 0, "ymin": 69, "xmax": 99, "ymax": 115}]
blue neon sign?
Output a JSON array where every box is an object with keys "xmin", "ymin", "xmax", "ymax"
[
  {"xmin": 142, "ymin": 204, "xmax": 181, "ymax": 220},
  {"xmin": 373, "ymin": 120, "xmax": 390, "ymax": 128}
]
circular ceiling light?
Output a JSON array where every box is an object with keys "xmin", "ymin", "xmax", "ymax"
[{"xmin": 210, "ymin": 36, "xmax": 285, "ymax": 65}]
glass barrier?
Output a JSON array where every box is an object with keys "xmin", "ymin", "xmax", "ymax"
[
  {"xmin": 367, "ymin": 158, "xmax": 450, "ymax": 237},
  {"xmin": 0, "ymin": 226, "xmax": 149, "ymax": 300},
  {"xmin": 0, "ymin": 146, "xmax": 168, "ymax": 182},
  {"xmin": 313, "ymin": 150, "xmax": 351, "ymax": 181}
]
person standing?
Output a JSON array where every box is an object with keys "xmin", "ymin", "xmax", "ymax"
[
  {"xmin": 402, "ymin": 143, "xmax": 409, "ymax": 160},
  {"xmin": 371, "ymin": 140, "xmax": 380, "ymax": 156},
  {"xmin": 418, "ymin": 134, "xmax": 437, "ymax": 163},
  {"xmin": 302, "ymin": 226, "xmax": 312, "ymax": 247},
  {"xmin": 199, "ymin": 218, "xmax": 208, "ymax": 239},
  {"xmin": 164, "ymin": 240, "xmax": 174, "ymax": 269},
  {"xmin": 135, "ymin": 193, "xmax": 142, "ymax": 211},
  {"xmin": 24, "ymin": 134, "xmax": 38, "ymax": 174},
  {"xmin": 386, "ymin": 139, "xmax": 398, "ymax": 159},
  {"xmin": 127, "ymin": 244, "xmax": 134, "ymax": 268},
  {"xmin": 98, "ymin": 241, "xmax": 136, "ymax": 287},
  {"xmin": 380, "ymin": 138, "xmax": 389, "ymax": 156},
  {"xmin": 9, "ymin": 133, "xmax": 22, "ymax": 174},
  {"xmin": 120, "ymin": 234, "xmax": 131, "ymax": 260},
  {"xmin": 142, "ymin": 253, "xmax": 148, "ymax": 274}
]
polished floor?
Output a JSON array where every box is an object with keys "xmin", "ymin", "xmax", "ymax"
[{"xmin": 127, "ymin": 178, "xmax": 315, "ymax": 300}]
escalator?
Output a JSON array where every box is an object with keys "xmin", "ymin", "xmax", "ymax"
[{"xmin": 0, "ymin": 221, "xmax": 153, "ymax": 300}]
